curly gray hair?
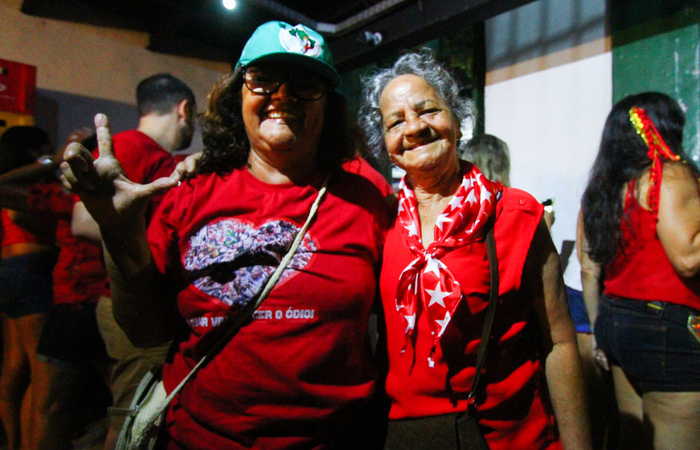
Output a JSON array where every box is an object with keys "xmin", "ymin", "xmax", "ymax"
[{"xmin": 358, "ymin": 50, "xmax": 475, "ymax": 157}]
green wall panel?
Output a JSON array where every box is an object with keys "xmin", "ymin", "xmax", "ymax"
[{"xmin": 612, "ymin": 3, "xmax": 699, "ymax": 164}]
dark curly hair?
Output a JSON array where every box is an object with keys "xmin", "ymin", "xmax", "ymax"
[
  {"xmin": 195, "ymin": 67, "xmax": 361, "ymax": 177},
  {"xmin": 581, "ymin": 92, "xmax": 695, "ymax": 267}
]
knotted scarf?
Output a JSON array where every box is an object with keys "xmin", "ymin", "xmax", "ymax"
[{"xmin": 395, "ymin": 162, "xmax": 502, "ymax": 366}]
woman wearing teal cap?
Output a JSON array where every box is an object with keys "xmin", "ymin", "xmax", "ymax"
[{"xmin": 61, "ymin": 21, "xmax": 390, "ymax": 448}]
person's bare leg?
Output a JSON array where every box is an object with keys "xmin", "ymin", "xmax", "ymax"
[
  {"xmin": 0, "ymin": 315, "xmax": 28, "ymax": 450},
  {"xmin": 31, "ymin": 358, "xmax": 82, "ymax": 450},
  {"xmin": 577, "ymin": 333, "xmax": 617, "ymax": 449},
  {"xmin": 16, "ymin": 312, "xmax": 46, "ymax": 448},
  {"xmin": 611, "ymin": 365, "xmax": 651, "ymax": 449},
  {"xmin": 643, "ymin": 391, "xmax": 700, "ymax": 450},
  {"xmin": 19, "ymin": 383, "xmax": 32, "ymax": 449}
]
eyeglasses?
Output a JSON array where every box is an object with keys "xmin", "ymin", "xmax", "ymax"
[{"xmin": 243, "ymin": 68, "xmax": 327, "ymax": 101}]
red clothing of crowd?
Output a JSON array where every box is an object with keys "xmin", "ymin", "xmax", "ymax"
[
  {"xmin": 1, "ymin": 209, "xmax": 53, "ymax": 246},
  {"xmin": 604, "ymin": 179, "xmax": 700, "ymax": 308},
  {"xmin": 342, "ymin": 157, "xmax": 393, "ymax": 197},
  {"xmin": 27, "ymin": 184, "xmax": 105, "ymax": 305}
]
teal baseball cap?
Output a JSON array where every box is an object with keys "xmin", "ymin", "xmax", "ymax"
[{"xmin": 236, "ymin": 21, "xmax": 341, "ymax": 87}]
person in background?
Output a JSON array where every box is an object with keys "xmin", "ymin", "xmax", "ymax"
[
  {"xmin": 581, "ymin": 92, "xmax": 700, "ymax": 449},
  {"xmin": 359, "ymin": 50, "xmax": 590, "ymax": 449},
  {"xmin": 0, "ymin": 126, "xmax": 57, "ymax": 449},
  {"xmin": 461, "ymin": 133, "xmax": 511, "ymax": 187},
  {"xmin": 462, "ymin": 133, "xmax": 557, "ymax": 229},
  {"xmin": 568, "ymin": 210, "xmax": 617, "ymax": 450},
  {"xmin": 70, "ymin": 73, "xmax": 196, "ymax": 450},
  {"xmin": 0, "ymin": 127, "xmax": 109, "ymax": 449},
  {"xmin": 61, "ymin": 21, "xmax": 390, "ymax": 448}
]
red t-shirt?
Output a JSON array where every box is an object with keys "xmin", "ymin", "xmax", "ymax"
[
  {"xmin": 147, "ymin": 168, "xmax": 389, "ymax": 449},
  {"xmin": 604, "ymin": 180, "xmax": 700, "ymax": 309},
  {"xmin": 28, "ymin": 184, "xmax": 105, "ymax": 305},
  {"xmin": 342, "ymin": 157, "xmax": 393, "ymax": 197},
  {"xmin": 381, "ymin": 188, "xmax": 561, "ymax": 450}
]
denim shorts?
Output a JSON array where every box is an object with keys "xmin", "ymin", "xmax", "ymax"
[
  {"xmin": 595, "ymin": 294, "xmax": 700, "ymax": 392},
  {"xmin": 0, "ymin": 251, "xmax": 56, "ymax": 318},
  {"xmin": 565, "ymin": 286, "xmax": 591, "ymax": 333}
]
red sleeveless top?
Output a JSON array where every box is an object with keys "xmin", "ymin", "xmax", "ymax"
[
  {"xmin": 604, "ymin": 178, "xmax": 700, "ymax": 309},
  {"xmin": 1, "ymin": 209, "xmax": 51, "ymax": 246},
  {"xmin": 381, "ymin": 188, "xmax": 560, "ymax": 450}
]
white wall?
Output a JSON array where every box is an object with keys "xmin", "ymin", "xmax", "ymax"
[
  {"xmin": 0, "ymin": 0, "xmax": 228, "ymax": 149},
  {"xmin": 484, "ymin": 0, "xmax": 612, "ymax": 251},
  {"xmin": 0, "ymin": 0, "xmax": 226, "ymax": 104}
]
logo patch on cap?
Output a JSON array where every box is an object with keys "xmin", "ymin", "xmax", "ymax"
[{"xmin": 279, "ymin": 25, "xmax": 322, "ymax": 57}]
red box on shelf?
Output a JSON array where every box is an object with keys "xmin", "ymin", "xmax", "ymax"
[{"xmin": 0, "ymin": 59, "xmax": 37, "ymax": 115}]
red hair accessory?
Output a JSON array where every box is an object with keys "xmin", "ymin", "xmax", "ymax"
[{"xmin": 629, "ymin": 106, "xmax": 680, "ymax": 219}]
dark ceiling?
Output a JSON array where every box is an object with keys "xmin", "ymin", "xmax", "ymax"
[{"xmin": 20, "ymin": 0, "xmax": 534, "ymax": 72}]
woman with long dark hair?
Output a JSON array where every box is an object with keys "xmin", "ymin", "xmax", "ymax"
[{"xmin": 581, "ymin": 92, "xmax": 700, "ymax": 449}]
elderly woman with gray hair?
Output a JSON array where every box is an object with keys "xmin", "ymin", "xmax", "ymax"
[{"xmin": 359, "ymin": 51, "xmax": 591, "ymax": 449}]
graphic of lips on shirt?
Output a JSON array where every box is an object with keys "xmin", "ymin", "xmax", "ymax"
[{"xmin": 184, "ymin": 218, "xmax": 316, "ymax": 312}]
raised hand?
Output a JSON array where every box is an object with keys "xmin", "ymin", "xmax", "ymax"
[{"xmin": 60, "ymin": 113, "xmax": 177, "ymax": 235}]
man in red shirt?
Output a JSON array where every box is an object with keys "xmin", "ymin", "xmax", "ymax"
[{"xmin": 71, "ymin": 73, "xmax": 196, "ymax": 448}]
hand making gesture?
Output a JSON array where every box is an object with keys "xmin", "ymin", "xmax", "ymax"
[{"xmin": 60, "ymin": 113, "xmax": 179, "ymax": 274}]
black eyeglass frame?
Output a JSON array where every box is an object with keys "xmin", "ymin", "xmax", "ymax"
[{"xmin": 242, "ymin": 67, "xmax": 328, "ymax": 102}]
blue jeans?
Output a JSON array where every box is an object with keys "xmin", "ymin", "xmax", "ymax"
[
  {"xmin": 565, "ymin": 286, "xmax": 591, "ymax": 333},
  {"xmin": 595, "ymin": 294, "xmax": 700, "ymax": 392}
]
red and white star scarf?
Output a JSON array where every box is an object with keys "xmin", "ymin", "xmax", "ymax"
[{"xmin": 395, "ymin": 162, "xmax": 502, "ymax": 366}]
